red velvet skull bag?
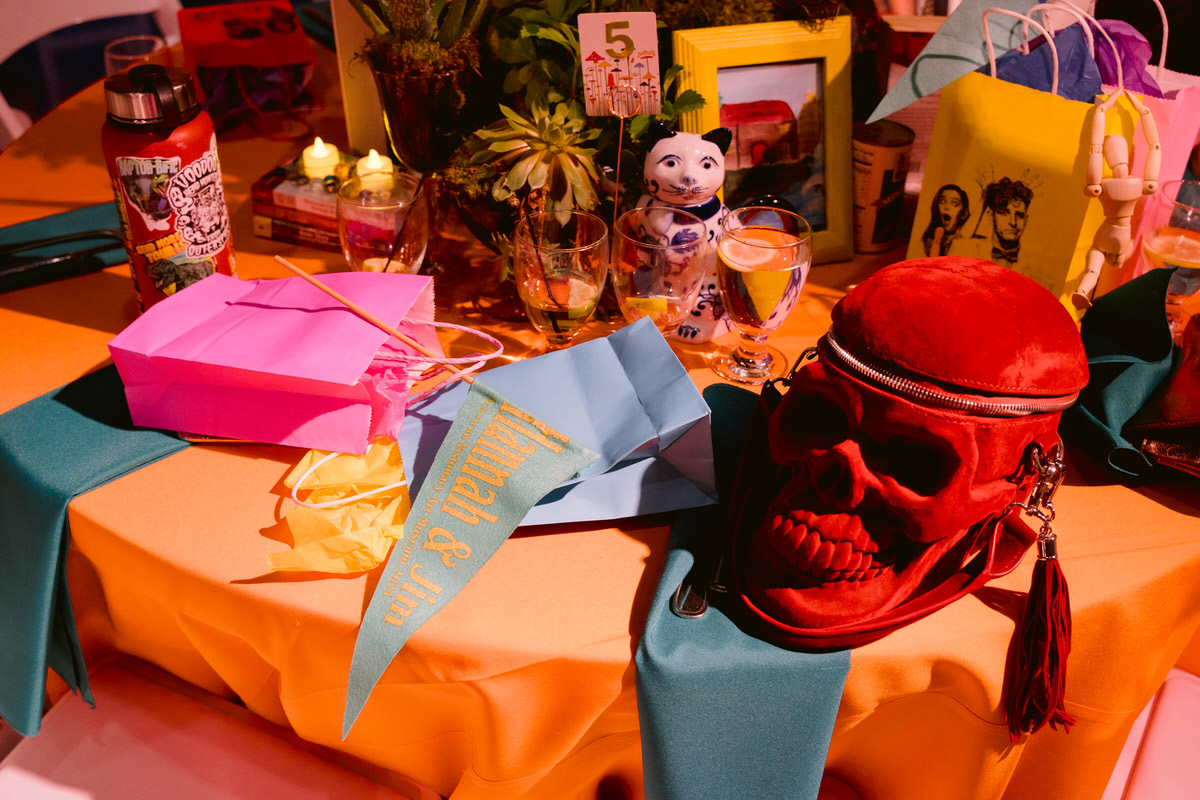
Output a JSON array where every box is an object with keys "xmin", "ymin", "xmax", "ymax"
[{"xmin": 726, "ymin": 257, "xmax": 1088, "ymax": 738}]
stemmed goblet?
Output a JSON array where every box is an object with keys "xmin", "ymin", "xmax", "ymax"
[
  {"xmin": 512, "ymin": 210, "xmax": 609, "ymax": 349},
  {"xmin": 712, "ymin": 206, "xmax": 812, "ymax": 385},
  {"xmin": 610, "ymin": 206, "xmax": 709, "ymax": 336},
  {"xmin": 1141, "ymin": 179, "xmax": 1200, "ymax": 345}
]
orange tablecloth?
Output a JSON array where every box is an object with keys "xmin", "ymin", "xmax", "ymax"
[{"xmin": 4, "ymin": 50, "xmax": 1200, "ymax": 800}]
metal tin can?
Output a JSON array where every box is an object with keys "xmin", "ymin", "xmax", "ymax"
[
  {"xmin": 851, "ymin": 120, "xmax": 915, "ymax": 254},
  {"xmin": 101, "ymin": 64, "xmax": 235, "ymax": 311}
]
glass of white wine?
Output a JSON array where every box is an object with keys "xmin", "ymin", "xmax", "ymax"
[
  {"xmin": 610, "ymin": 207, "xmax": 709, "ymax": 335},
  {"xmin": 712, "ymin": 206, "xmax": 812, "ymax": 385},
  {"xmin": 1141, "ymin": 180, "xmax": 1200, "ymax": 346},
  {"xmin": 513, "ymin": 210, "xmax": 609, "ymax": 349}
]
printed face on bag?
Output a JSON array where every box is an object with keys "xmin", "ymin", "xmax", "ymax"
[
  {"xmin": 936, "ymin": 187, "xmax": 967, "ymax": 234},
  {"xmin": 923, "ymin": 184, "xmax": 970, "ymax": 257},
  {"xmin": 994, "ymin": 200, "xmax": 1028, "ymax": 247},
  {"xmin": 986, "ymin": 178, "xmax": 1033, "ymax": 265}
]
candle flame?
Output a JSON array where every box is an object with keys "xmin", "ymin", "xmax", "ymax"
[
  {"xmin": 313, "ymin": 137, "xmax": 329, "ymax": 157},
  {"xmin": 366, "ymin": 149, "xmax": 383, "ymax": 169}
]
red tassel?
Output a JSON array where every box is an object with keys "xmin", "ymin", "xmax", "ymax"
[{"xmin": 1005, "ymin": 541, "xmax": 1075, "ymax": 742}]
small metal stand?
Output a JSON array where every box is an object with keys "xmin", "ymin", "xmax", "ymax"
[{"xmin": 604, "ymin": 85, "xmax": 643, "ymax": 237}]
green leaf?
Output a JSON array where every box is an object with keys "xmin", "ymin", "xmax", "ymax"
[
  {"xmin": 575, "ymin": 182, "xmax": 597, "ymax": 209},
  {"xmin": 532, "ymin": 26, "xmax": 572, "ymax": 48},
  {"xmin": 438, "ymin": 0, "xmax": 467, "ymax": 47},
  {"xmin": 474, "ymin": 128, "xmax": 518, "ymax": 141},
  {"xmin": 629, "ymin": 114, "xmax": 649, "ymax": 140},
  {"xmin": 497, "ymin": 106, "xmax": 539, "ymax": 137},
  {"xmin": 343, "ymin": 0, "xmax": 389, "ymax": 37},
  {"xmin": 505, "ymin": 152, "xmax": 542, "ymax": 191},
  {"xmin": 672, "ymin": 89, "xmax": 707, "ymax": 115},
  {"xmin": 527, "ymin": 158, "xmax": 550, "ymax": 190},
  {"xmin": 492, "ymin": 32, "xmax": 534, "ymax": 65},
  {"xmin": 661, "ymin": 64, "xmax": 684, "ymax": 91},
  {"xmin": 556, "ymin": 152, "xmax": 584, "ymax": 188},
  {"xmin": 486, "ymin": 140, "xmax": 530, "ymax": 153},
  {"xmin": 502, "ymin": 70, "xmax": 524, "ymax": 94}
]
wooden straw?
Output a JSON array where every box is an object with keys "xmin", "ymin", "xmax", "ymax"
[{"xmin": 274, "ymin": 256, "xmax": 473, "ymax": 384}]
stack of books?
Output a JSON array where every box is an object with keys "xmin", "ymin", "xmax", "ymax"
[{"xmin": 250, "ymin": 154, "xmax": 354, "ymax": 252}]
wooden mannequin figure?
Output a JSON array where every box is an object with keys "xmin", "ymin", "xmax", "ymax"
[{"xmin": 1072, "ymin": 91, "xmax": 1160, "ymax": 310}]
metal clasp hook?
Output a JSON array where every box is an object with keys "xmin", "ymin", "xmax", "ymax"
[
  {"xmin": 1006, "ymin": 443, "xmax": 1066, "ymax": 559},
  {"xmin": 768, "ymin": 346, "xmax": 818, "ymax": 393}
]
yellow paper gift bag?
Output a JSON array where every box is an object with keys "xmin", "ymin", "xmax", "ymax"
[{"xmin": 908, "ymin": 70, "xmax": 1145, "ymax": 318}]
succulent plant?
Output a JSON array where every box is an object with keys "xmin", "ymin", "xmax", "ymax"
[{"xmin": 468, "ymin": 100, "xmax": 602, "ymax": 215}]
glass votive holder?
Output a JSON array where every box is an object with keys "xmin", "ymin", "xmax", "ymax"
[
  {"xmin": 104, "ymin": 35, "xmax": 170, "ymax": 76},
  {"xmin": 336, "ymin": 172, "xmax": 429, "ymax": 274}
]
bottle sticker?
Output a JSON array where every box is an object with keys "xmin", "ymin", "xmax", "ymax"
[
  {"xmin": 115, "ymin": 155, "xmax": 180, "ymax": 232},
  {"xmin": 113, "ymin": 143, "xmax": 233, "ymax": 303},
  {"xmin": 168, "ymin": 149, "xmax": 232, "ymax": 258}
]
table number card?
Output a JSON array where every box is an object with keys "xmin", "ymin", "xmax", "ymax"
[{"xmin": 577, "ymin": 12, "xmax": 661, "ymax": 117}]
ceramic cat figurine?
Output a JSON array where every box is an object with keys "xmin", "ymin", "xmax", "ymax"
[{"xmin": 637, "ymin": 121, "xmax": 733, "ymax": 342}]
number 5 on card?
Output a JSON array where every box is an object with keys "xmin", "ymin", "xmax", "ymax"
[{"xmin": 577, "ymin": 12, "xmax": 661, "ymax": 117}]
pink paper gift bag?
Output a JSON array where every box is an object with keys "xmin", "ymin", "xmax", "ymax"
[
  {"xmin": 1097, "ymin": 16, "xmax": 1200, "ymax": 292},
  {"xmin": 108, "ymin": 272, "xmax": 439, "ymax": 453}
]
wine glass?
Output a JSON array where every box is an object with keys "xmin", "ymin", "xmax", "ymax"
[
  {"xmin": 104, "ymin": 35, "xmax": 169, "ymax": 75},
  {"xmin": 512, "ymin": 210, "xmax": 609, "ymax": 349},
  {"xmin": 1141, "ymin": 179, "xmax": 1200, "ymax": 346},
  {"xmin": 610, "ymin": 207, "xmax": 709, "ymax": 335},
  {"xmin": 712, "ymin": 206, "xmax": 812, "ymax": 385}
]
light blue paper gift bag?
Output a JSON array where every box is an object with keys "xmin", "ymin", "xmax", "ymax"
[{"xmin": 398, "ymin": 317, "xmax": 719, "ymax": 525}]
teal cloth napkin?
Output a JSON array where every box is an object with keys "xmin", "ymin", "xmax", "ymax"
[
  {"xmin": 1061, "ymin": 267, "xmax": 1177, "ymax": 478},
  {"xmin": 0, "ymin": 365, "xmax": 188, "ymax": 736},
  {"xmin": 0, "ymin": 203, "xmax": 124, "ymax": 293},
  {"xmin": 635, "ymin": 385, "xmax": 850, "ymax": 800}
]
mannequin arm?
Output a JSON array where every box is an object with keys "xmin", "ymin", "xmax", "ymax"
[
  {"xmin": 1128, "ymin": 92, "xmax": 1161, "ymax": 192},
  {"xmin": 1086, "ymin": 102, "xmax": 1107, "ymax": 195}
]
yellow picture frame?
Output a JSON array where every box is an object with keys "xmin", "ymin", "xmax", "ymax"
[{"xmin": 673, "ymin": 18, "xmax": 854, "ymax": 263}]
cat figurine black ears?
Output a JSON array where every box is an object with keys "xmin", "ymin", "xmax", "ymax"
[{"xmin": 646, "ymin": 120, "xmax": 733, "ymax": 156}]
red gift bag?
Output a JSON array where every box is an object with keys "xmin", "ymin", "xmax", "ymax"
[{"xmin": 178, "ymin": 0, "xmax": 320, "ymax": 133}]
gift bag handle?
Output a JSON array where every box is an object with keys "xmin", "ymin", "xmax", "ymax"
[
  {"xmin": 1027, "ymin": 2, "xmax": 1125, "ymax": 90},
  {"xmin": 1022, "ymin": 3, "xmax": 1096, "ymax": 58},
  {"xmin": 1141, "ymin": 0, "xmax": 1170, "ymax": 79},
  {"xmin": 983, "ymin": 8, "xmax": 1060, "ymax": 96}
]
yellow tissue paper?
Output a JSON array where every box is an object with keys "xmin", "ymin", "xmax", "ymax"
[{"xmin": 268, "ymin": 438, "xmax": 411, "ymax": 574}]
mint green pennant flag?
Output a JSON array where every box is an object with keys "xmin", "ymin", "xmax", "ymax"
[{"xmin": 343, "ymin": 379, "xmax": 599, "ymax": 736}]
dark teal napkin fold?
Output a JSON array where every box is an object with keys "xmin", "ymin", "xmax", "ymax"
[
  {"xmin": 0, "ymin": 365, "xmax": 188, "ymax": 736},
  {"xmin": 1061, "ymin": 268, "xmax": 1177, "ymax": 478},
  {"xmin": 0, "ymin": 203, "xmax": 124, "ymax": 293},
  {"xmin": 635, "ymin": 385, "xmax": 850, "ymax": 800}
]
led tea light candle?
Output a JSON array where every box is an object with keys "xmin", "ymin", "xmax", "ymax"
[
  {"xmin": 355, "ymin": 149, "xmax": 394, "ymax": 192},
  {"xmin": 356, "ymin": 149, "xmax": 392, "ymax": 178},
  {"xmin": 302, "ymin": 137, "xmax": 340, "ymax": 179}
]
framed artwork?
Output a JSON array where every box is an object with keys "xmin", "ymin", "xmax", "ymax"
[{"xmin": 673, "ymin": 19, "xmax": 854, "ymax": 263}]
